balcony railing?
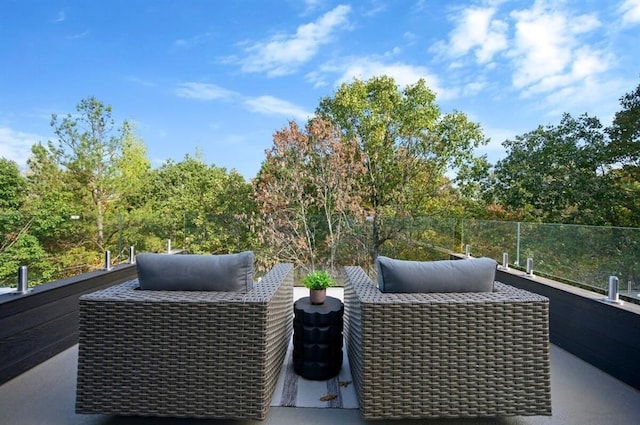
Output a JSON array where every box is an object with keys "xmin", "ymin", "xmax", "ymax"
[{"xmin": 3, "ymin": 215, "xmax": 639, "ymax": 303}]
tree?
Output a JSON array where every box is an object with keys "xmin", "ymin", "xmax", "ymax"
[
  {"xmin": 606, "ymin": 82, "xmax": 640, "ymax": 227},
  {"xmin": 25, "ymin": 143, "xmax": 83, "ymax": 251},
  {"xmin": 141, "ymin": 155, "xmax": 256, "ymax": 255},
  {"xmin": 46, "ymin": 97, "xmax": 134, "ymax": 252},
  {"xmin": 317, "ymin": 76, "xmax": 486, "ymax": 260},
  {"xmin": 108, "ymin": 126, "xmax": 151, "ymax": 259},
  {"xmin": 22, "ymin": 97, "xmax": 151, "ymax": 275},
  {"xmin": 490, "ymin": 113, "xmax": 611, "ymax": 224},
  {"xmin": 0, "ymin": 158, "xmax": 28, "ymax": 255},
  {"xmin": 0, "ymin": 158, "xmax": 26, "ymax": 210},
  {"xmin": 608, "ymin": 81, "xmax": 640, "ymax": 168},
  {"xmin": 254, "ymin": 118, "xmax": 365, "ymax": 272},
  {"xmin": 0, "ymin": 158, "xmax": 56, "ymax": 286}
]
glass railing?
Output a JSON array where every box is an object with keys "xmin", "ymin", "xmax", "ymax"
[
  {"xmin": 459, "ymin": 219, "xmax": 640, "ymax": 299},
  {"xmin": 2, "ymin": 214, "xmax": 639, "ymax": 301}
]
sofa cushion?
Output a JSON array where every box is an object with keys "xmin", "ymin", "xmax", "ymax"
[
  {"xmin": 376, "ymin": 256, "xmax": 497, "ymax": 293},
  {"xmin": 136, "ymin": 251, "xmax": 254, "ymax": 291}
]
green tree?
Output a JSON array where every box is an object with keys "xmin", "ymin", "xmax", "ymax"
[
  {"xmin": 317, "ymin": 76, "xmax": 486, "ymax": 260},
  {"xmin": 608, "ymin": 82, "xmax": 640, "ymax": 167},
  {"xmin": 23, "ymin": 97, "xmax": 151, "ymax": 274},
  {"xmin": 108, "ymin": 126, "xmax": 151, "ymax": 259},
  {"xmin": 46, "ymin": 96, "xmax": 134, "ymax": 252},
  {"xmin": 0, "ymin": 158, "xmax": 56, "ymax": 286},
  {"xmin": 490, "ymin": 114, "xmax": 612, "ymax": 225},
  {"xmin": 0, "ymin": 158, "xmax": 26, "ymax": 210},
  {"xmin": 25, "ymin": 144, "xmax": 85, "ymax": 251},
  {"xmin": 142, "ymin": 155, "xmax": 256, "ymax": 255},
  {"xmin": 606, "ymin": 82, "xmax": 640, "ymax": 227}
]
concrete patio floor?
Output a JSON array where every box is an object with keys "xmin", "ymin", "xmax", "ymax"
[{"xmin": 1, "ymin": 288, "xmax": 639, "ymax": 425}]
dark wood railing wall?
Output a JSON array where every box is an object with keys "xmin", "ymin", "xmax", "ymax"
[
  {"xmin": 0, "ymin": 264, "xmax": 137, "ymax": 385},
  {"xmin": 495, "ymin": 267, "xmax": 640, "ymax": 391}
]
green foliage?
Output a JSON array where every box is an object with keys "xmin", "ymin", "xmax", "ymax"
[
  {"xmin": 0, "ymin": 158, "xmax": 57, "ymax": 286},
  {"xmin": 605, "ymin": 82, "xmax": 640, "ymax": 227},
  {"xmin": 141, "ymin": 155, "xmax": 257, "ymax": 255},
  {"xmin": 608, "ymin": 81, "xmax": 640, "ymax": 167},
  {"xmin": 3, "ymin": 79, "xmax": 640, "ymax": 291},
  {"xmin": 317, "ymin": 76, "xmax": 487, "ymax": 259},
  {"xmin": 26, "ymin": 144, "xmax": 89, "ymax": 251},
  {"xmin": 302, "ymin": 270, "xmax": 335, "ymax": 290},
  {"xmin": 490, "ymin": 113, "xmax": 612, "ymax": 224},
  {"xmin": 24, "ymin": 98, "xmax": 121, "ymax": 252},
  {"xmin": 0, "ymin": 159, "xmax": 26, "ymax": 210},
  {"xmin": 0, "ymin": 233, "xmax": 55, "ymax": 286}
]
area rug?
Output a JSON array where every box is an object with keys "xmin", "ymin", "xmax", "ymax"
[{"xmin": 270, "ymin": 337, "xmax": 359, "ymax": 409}]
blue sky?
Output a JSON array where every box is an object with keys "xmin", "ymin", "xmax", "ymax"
[{"xmin": 1, "ymin": 0, "xmax": 639, "ymax": 180}]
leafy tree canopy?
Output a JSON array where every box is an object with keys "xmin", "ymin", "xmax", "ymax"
[{"xmin": 317, "ymin": 76, "xmax": 487, "ymax": 258}]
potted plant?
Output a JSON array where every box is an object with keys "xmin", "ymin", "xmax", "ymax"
[{"xmin": 302, "ymin": 270, "xmax": 335, "ymax": 304}]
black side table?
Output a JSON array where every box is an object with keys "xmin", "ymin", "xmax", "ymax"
[{"xmin": 293, "ymin": 296, "xmax": 344, "ymax": 380}]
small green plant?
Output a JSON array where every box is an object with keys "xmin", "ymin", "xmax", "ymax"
[{"xmin": 302, "ymin": 270, "xmax": 335, "ymax": 290}]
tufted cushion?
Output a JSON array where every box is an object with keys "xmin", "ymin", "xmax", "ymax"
[
  {"xmin": 136, "ymin": 251, "xmax": 254, "ymax": 291},
  {"xmin": 376, "ymin": 256, "xmax": 497, "ymax": 293}
]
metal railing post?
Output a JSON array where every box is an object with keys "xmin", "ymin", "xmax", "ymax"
[
  {"xmin": 17, "ymin": 266, "xmax": 28, "ymax": 294},
  {"xmin": 501, "ymin": 252, "xmax": 509, "ymax": 270},
  {"xmin": 526, "ymin": 258, "xmax": 534, "ymax": 277},
  {"xmin": 604, "ymin": 276, "xmax": 622, "ymax": 304},
  {"xmin": 104, "ymin": 251, "xmax": 112, "ymax": 271},
  {"xmin": 167, "ymin": 239, "xmax": 171, "ymax": 254},
  {"xmin": 465, "ymin": 244, "xmax": 470, "ymax": 258},
  {"xmin": 129, "ymin": 246, "xmax": 135, "ymax": 264}
]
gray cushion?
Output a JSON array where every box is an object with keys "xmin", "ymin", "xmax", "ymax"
[
  {"xmin": 377, "ymin": 256, "xmax": 497, "ymax": 293},
  {"xmin": 136, "ymin": 251, "xmax": 254, "ymax": 291}
]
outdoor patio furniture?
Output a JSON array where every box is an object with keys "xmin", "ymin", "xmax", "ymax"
[
  {"xmin": 343, "ymin": 265, "xmax": 552, "ymax": 420},
  {"xmin": 75, "ymin": 262, "xmax": 293, "ymax": 420}
]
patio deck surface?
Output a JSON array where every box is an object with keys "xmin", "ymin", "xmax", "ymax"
[{"xmin": 1, "ymin": 288, "xmax": 639, "ymax": 425}]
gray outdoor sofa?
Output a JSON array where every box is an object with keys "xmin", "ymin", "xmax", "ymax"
[
  {"xmin": 75, "ymin": 261, "xmax": 293, "ymax": 420},
  {"xmin": 343, "ymin": 264, "xmax": 552, "ymax": 420}
]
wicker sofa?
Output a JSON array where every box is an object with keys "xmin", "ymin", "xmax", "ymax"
[
  {"xmin": 343, "ymin": 265, "xmax": 552, "ymax": 420},
  {"xmin": 75, "ymin": 262, "xmax": 293, "ymax": 420}
]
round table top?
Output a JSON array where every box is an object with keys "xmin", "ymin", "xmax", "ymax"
[{"xmin": 294, "ymin": 295, "xmax": 343, "ymax": 313}]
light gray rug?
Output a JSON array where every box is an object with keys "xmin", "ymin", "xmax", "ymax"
[{"xmin": 270, "ymin": 337, "xmax": 359, "ymax": 409}]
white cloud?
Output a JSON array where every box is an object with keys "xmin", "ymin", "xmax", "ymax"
[
  {"xmin": 332, "ymin": 57, "xmax": 455, "ymax": 100},
  {"xmin": 239, "ymin": 5, "xmax": 350, "ymax": 76},
  {"xmin": 535, "ymin": 76, "xmax": 629, "ymax": 122},
  {"xmin": 244, "ymin": 96, "xmax": 312, "ymax": 121},
  {"xmin": 439, "ymin": 6, "xmax": 509, "ymax": 64},
  {"xmin": 0, "ymin": 126, "xmax": 43, "ymax": 170},
  {"xmin": 176, "ymin": 83, "xmax": 311, "ymax": 122},
  {"xmin": 509, "ymin": 1, "xmax": 606, "ymax": 94},
  {"xmin": 175, "ymin": 82, "xmax": 237, "ymax": 100},
  {"xmin": 305, "ymin": 70, "xmax": 329, "ymax": 88},
  {"xmin": 619, "ymin": 0, "xmax": 640, "ymax": 26},
  {"xmin": 462, "ymin": 81, "xmax": 487, "ymax": 96}
]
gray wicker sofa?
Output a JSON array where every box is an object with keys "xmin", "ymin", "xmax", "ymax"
[
  {"xmin": 343, "ymin": 265, "xmax": 552, "ymax": 420},
  {"xmin": 75, "ymin": 263, "xmax": 293, "ymax": 420}
]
